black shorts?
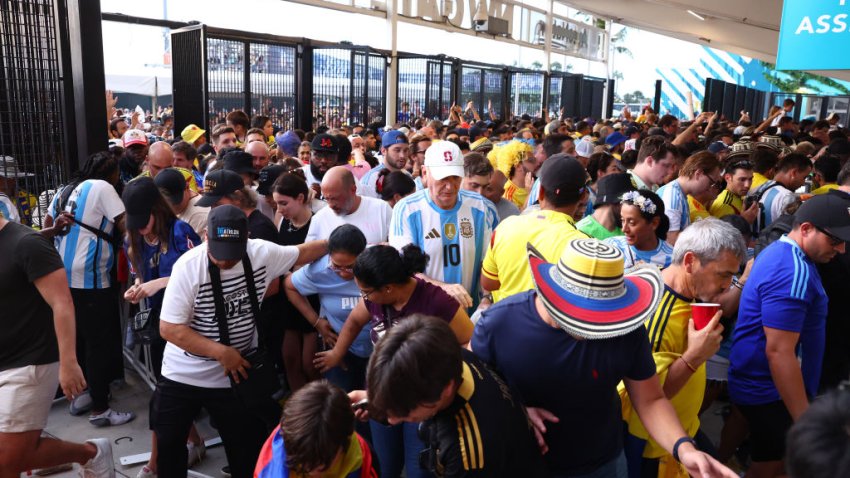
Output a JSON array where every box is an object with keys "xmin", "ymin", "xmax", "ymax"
[{"xmin": 735, "ymin": 400, "xmax": 793, "ymax": 462}]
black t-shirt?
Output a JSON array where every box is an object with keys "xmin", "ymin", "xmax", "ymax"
[
  {"xmin": 277, "ymin": 216, "xmax": 312, "ymax": 246},
  {"xmin": 248, "ymin": 209, "xmax": 280, "ymax": 244},
  {"xmin": 0, "ymin": 222, "xmax": 63, "ymax": 370},
  {"xmin": 421, "ymin": 349, "xmax": 550, "ymax": 478}
]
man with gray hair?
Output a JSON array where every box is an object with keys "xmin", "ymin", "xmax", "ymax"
[{"xmin": 622, "ymin": 218, "xmax": 746, "ymax": 475}]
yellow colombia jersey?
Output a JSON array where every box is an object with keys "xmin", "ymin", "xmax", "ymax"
[
  {"xmin": 687, "ymin": 195, "xmax": 710, "ymax": 224},
  {"xmin": 482, "ymin": 210, "xmax": 586, "ymax": 302},
  {"xmin": 503, "ymin": 180, "xmax": 528, "ymax": 210},
  {"xmin": 812, "ymin": 183, "xmax": 839, "ymax": 195},
  {"xmin": 709, "ymin": 189, "xmax": 743, "ymax": 218},
  {"xmin": 620, "ymin": 286, "xmax": 704, "ymax": 459},
  {"xmin": 750, "ymin": 172, "xmax": 769, "ymax": 193}
]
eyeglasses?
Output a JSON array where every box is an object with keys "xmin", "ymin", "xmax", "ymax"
[
  {"xmin": 329, "ymin": 262, "xmax": 354, "ymax": 274},
  {"xmin": 815, "ymin": 226, "xmax": 844, "ymax": 246},
  {"xmin": 710, "ymin": 177, "xmax": 726, "ymax": 191},
  {"xmin": 359, "ymin": 288, "xmax": 376, "ymax": 299}
]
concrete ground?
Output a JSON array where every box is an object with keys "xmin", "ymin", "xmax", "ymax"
[{"xmin": 42, "ymin": 366, "xmax": 228, "ymax": 478}]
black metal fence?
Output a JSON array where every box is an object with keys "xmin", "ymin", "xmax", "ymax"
[
  {"xmin": 704, "ymin": 78, "xmax": 768, "ymax": 122},
  {"xmin": 0, "ymin": 0, "xmax": 68, "ymax": 228},
  {"xmin": 313, "ymin": 46, "xmax": 386, "ymax": 128},
  {"xmin": 509, "ymin": 70, "xmax": 545, "ymax": 118},
  {"xmin": 396, "ymin": 54, "xmax": 454, "ymax": 121}
]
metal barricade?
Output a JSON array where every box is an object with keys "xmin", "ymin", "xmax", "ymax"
[{"xmin": 313, "ymin": 46, "xmax": 387, "ymax": 128}]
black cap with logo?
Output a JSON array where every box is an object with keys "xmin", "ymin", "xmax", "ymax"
[
  {"xmin": 796, "ymin": 193, "xmax": 850, "ymax": 242},
  {"xmin": 197, "ymin": 169, "xmax": 244, "ymax": 207},
  {"xmin": 207, "ymin": 204, "xmax": 248, "ymax": 260}
]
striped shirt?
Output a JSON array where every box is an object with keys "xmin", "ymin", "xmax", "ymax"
[
  {"xmin": 159, "ymin": 240, "xmax": 300, "ymax": 388},
  {"xmin": 757, "ymin": 181, "xmax": 796, "ymax": 228},
  {"xmin": 657, "ymin": 180, "xmax": 690, "ymax": 233},
  {"xmin": 604, "ymin": 235, "xmax": 674, "ymax": 270},
  {"xmin": 49, "ymin": 180, "xmax": 124, "ymax": 289},
  {"xmin": 390, "ymin": 189, "xmax": 498, "ymax": 310},
  {"xmin": 0, "ymin": 194, "xmax": 19, "ymax": 223}
]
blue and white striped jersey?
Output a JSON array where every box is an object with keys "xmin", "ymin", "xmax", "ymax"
[
  {"xmin": 657, "ymin": 180, "xmax": 690, "ymax": 233},
  {"xmin": 0, "ymin": 193, "xmax": 19, "ymax": 223},
  {"xmin": 49, "ymin": 180, "xmax": 124, "ymax": 289},
  {"xmin": 390, "ymin": 189, "xmax": 498, "ymax": 307}
]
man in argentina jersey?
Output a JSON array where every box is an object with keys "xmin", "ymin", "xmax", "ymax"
[
  {"xmin": 755, "ymin": 153, "xmax": 812, "ymax": 230},
  {"xmin": 390, "ymin": 141, "xmax": 498, "ymax": 311},
  {"xmin": 45, "ymin": 157, "xmax": 135, "ymax": 428},
  {"xmin": 155, "ymin": 206, "xmax": 328, "ymax": 477},
  {"xmin": 728, "ymin": 194, "xmax": 850, "ymax": 476},
  {"xmin": 656, "ymin": 152, "xmax": 722, "ymax": 245},
  {"xmin": 359, "ymin": 130, "xmax": 412, "ymax": 198}
]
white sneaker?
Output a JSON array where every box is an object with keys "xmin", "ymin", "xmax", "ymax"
[
  {"xmin": 135, "ymin": 465, "xmax": 156, "ymax": 478},
  {"xmin": 89, "ymin": 409, "xmax": 136, "ymax": 427},
  {"xmin": 187, "ymin": 441, "xmax": 206, "ymax": 467},
  {"xmin": 81, "ymin": 438, "xmax": 115, "ymax": 478}
]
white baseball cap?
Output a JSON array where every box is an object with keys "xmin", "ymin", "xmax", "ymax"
[
  {"xmin": 424, "ymin": 141, "xmax": 464, "ymax": 180},
  {"xmin": 575, "ymin": 138, "xmax": 595, "ymax": 158}
]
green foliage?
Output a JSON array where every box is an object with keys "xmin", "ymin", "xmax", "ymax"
[
  {"xmin": 760, "ymin": 61, "xmax": 850, "ymax": 95},
  {"xmin": 623, "ymin": 90, "xmax": 647, "ymax": 104}
]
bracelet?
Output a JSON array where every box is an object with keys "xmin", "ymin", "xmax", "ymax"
[
  {"xmin": 679, "ymin": 356, "xmax": 698, "ymax": 373},
  {"xmin": 313, "ymin": 316, "xmax": 322, "ymax": 328},
  {"xmin": 672, "ymin": 436, "xmax": 697, "ymax": 463}
]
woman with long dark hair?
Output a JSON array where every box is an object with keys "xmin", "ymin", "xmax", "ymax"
[
  {"xmin": 120, "ymin": 177, "xmax": 205, "ymax": 474},
  {"xmin": 270, "ymin": 173, "xmax": 321, "ymax": 391},
  {"xmin": 604, "ymin": 189, "xmax": 674, "ymax": 269}
]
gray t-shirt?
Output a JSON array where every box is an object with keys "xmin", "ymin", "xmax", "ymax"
[{"xmin": 496, "ymin": 198, "xmax": 520, "ymax": 221}]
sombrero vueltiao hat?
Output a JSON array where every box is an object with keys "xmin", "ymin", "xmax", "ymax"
[{"xmin": 527, "ymin": 239, "xmax": 663, "ymax": 339}]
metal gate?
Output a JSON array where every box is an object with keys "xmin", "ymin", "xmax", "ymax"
[
  {"xmin": 171, "ymin": 24, "xmax": 298, "ymax": 136},
  {"xmin": 458, "ymin": 64, "xmax": 504, "ymax": 121},
  {"xmin": 396, "ymin": 55, "xmax": 454, "ymax": 122},
  {"xmin": 0, "ymin": 0, "xmax": 68, "ymax": 228},
  {"xmin": 509, "ymin": 70, "xmax": 545, "ymax": 118},
  {"xmin": 313, "ymin": 46, "xmax": 387, "ymax": 128}
]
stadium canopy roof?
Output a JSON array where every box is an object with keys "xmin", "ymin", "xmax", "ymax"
[{"xmin": 559, "ymin": 0, "xmax": 850, "ymax": 81}]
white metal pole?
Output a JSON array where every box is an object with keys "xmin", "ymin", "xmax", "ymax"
[{"xmin": 385, "ymin": 0, "xmax": 399, "ymax": 126}]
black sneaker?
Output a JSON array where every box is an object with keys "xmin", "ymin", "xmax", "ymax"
[{"xmin": 221, "ymin": 465, "xmax": 231, "ymax": 477}]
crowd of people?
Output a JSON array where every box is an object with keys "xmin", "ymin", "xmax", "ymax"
[{"xmin": 3, "ymin": 96, "xmax": 850, "ymax": 478}]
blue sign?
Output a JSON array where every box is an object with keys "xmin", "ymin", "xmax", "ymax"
[{"xmin": 777, "ymin": 0, "xmax": 850, "ymax": 71}]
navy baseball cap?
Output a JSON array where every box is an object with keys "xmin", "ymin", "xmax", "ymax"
[
  {"xmin": 207, "ymin": 205, "xmax": 248, "ymax": 261},
  {"xmin": 122, "ymin": 177, "xmax": 161, "ymax": 231},
  {"xmin": 154, "ymin": 168, "xmax": 186, "ymax": 205},
  {"xmin": 197, "ymin": 169, "xmax": 244, "ymax": 207}
]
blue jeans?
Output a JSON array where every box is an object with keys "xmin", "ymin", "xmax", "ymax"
[
  {"xmin": 323, "ymin": 352, "xmax": 368, "ymax": 392},
  {"xmin": 369, "ymin": 420, "xmax": 433, "ymax": 478}
]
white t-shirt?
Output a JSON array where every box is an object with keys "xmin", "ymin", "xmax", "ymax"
[
  {"xmin": 159, "ymin": 239, "xmax": 300, "ymax": 388},
  {"xmin": 178, "ymin": 194, "xmax": 210, "ymax": 236},
  {"xmin": 305, "ymin": 196, "xmax": 391, "ymax": 244},
  {"xmin": 301, "ymin": 165, "xmax": 321, "ymax": 188}
]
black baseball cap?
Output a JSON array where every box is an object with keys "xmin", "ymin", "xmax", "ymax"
[
  {"xmin": 154, "ymin": 168, "xmax": 186, "ymax": 205},
  {"xmin": 222, "ymin": 150, "xmax": 257, "ymax": 177},
  {"xmin": 122, "ymin": 177, "xmax": 161, "ymax": 231},
  {"xmin": 197, "ymin": 169, "xmax": 244, "ymax": 207},
  {"xmin": 311, "ymin": 133, "xmax": 339, "ymax": 153},
  {"xmin": 538, "ymin": 154, "xmax": 588, "ymax": 201},
  {"xmin": 207, "ymin": 204, "xmax": 248, "ymax": 261},
  {"xmin": 594, "ymin": 173, "xmax": 636, "ymax": 206},
  {"xmin": 795, "ymin": 193, "xmax": 850, "ymax": 242},
  {"xmin": 257, "ymin": 164, "xmax": 287, "ymax": 196}
]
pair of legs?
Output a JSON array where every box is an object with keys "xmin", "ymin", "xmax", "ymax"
[
  {"xmin": 71, "ymin": 288, "xmax": 123, "ymax": 414},
  {"xmin": 282, "ymin": 330, "xmax": 319, "ymax": 391},
  {"xmin": 369, "ymin": 420, "xmax": 432, "ymax": 478},
  {"xmin": 0, "ymin": 432, "xmax": 96, "ymax": 478},
  {"xmin": 736, "ymin": 401, "xmax": 790, "ymax": 478},
  {"xmin": 152, "ymin": 378, "xmax": 271, "ymax": 478},
  {"xmin": 0, "ymin": 363, "xmax": 96, "ymax": 477}
]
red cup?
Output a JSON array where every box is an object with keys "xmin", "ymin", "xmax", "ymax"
[{"xmin": 691, "ymin": 303, "xmax": 720, "ymax": 330}]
